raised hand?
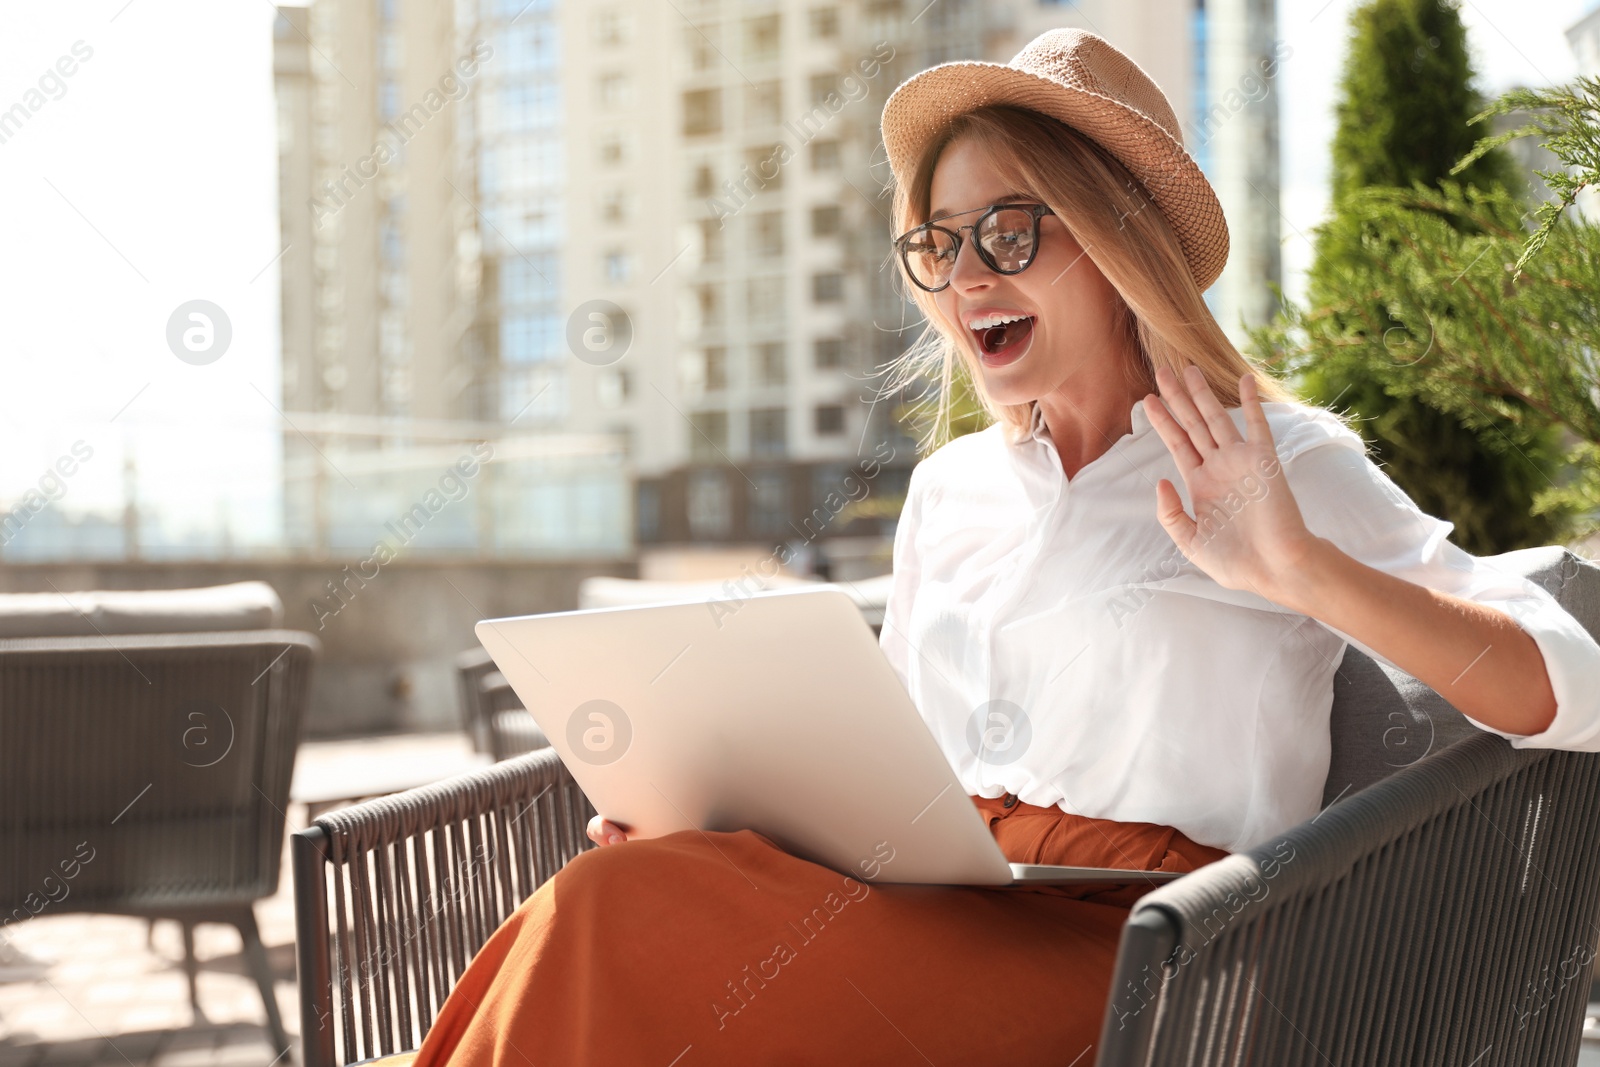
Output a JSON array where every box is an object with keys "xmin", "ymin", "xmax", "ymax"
[{"xmin": 1141, "ymin": 364, "xmax": 1322, "ymax": 598}]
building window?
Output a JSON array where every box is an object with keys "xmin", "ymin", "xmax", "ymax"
[
  {"xmin": 637, "ymin": 481, "xmax": 661, "ymax": 541},
  {"xmin": 685, "ymin": 23, "xmax": 719, "ymax": 72},
  {"xmin": 501, "ymin": 313, "xmax": 562, "ymax": 363},
  {"xmin": 688, "ymin": 468, "xmax": 733, "ymax": 538},
  {"xmin": 746, "ymin": 276, "xmax": 785, "ymax": 325},
  {"xmin": 698, "ymin": 218, "xmax": 724, "ymax": 263},
  {"xmin": 693, "ymin": 163, "xmax": 716, "ymax": 198},
  {"xmin": 598, "ymin": 72, "xmax": 630, "ymax": 109},
  {"xmin": 378, "ymin": 31, "xmax": 403, "ymax": 71},
  {"xmin": 808, "ymin": 72, "xmax": 839, "ymax": 106},
  {"xmin": 807, "ymin": 462, "xmax": 850, "ymax": 534},
  {"xmin": 751, "ymin": 211, "xmax": 784, "ymax": 257},
  {"xmin": 684, "ymin": 88, "xmax": 722, "ymax": 136},
  {"xmin": 601, "ymin": 189, "xmax": 628, "ymax": 224},
  {"xmin": 809, "ymin": 7, "xmax": 839, "ymax": 38},
  {"xmin": 812, "ymin": 271, "xmax": 844, "ymax": 303},
  {"xmin": 811, "ymin": 204, "xmax": 841, "ymax": 237},
  {"xmin": 747, "ymin": 81, "xmax": 782, "ymax": 127},
  {"xmin": 744, "ymin": 14, "xmax": 780, "ymax": 62},
  {"xmin": 604, "ymin": 251, "xmax": 630, "ymax": 284},
  {"xmin": 814, "ymin": 404, "xmax": 845, "ymax": 435},
  {"xmin": 499, "ymin": 253, "xmax": 560, "ymax": 306},
  {"xmin": 501, "ymin": 365, "xmax": 567, "ymax": 423},
  {"xmin": 704, "ymin": 346, "xmax": 728, "ymax": 390},
  {"xmin": 810, "ymin": 140, "xmax": 840, "ymax": 170},
  {"xmin": 696, "ymin": 284, "xmax": 722, "ymax": 332},
  {"xmin": 757, "ymin": 341, "xmax": 786, "ymax": 386},
  {"xmin": 750, "ymin": 407, "xmax": 787, "ymax": 458},
  {"xmin": 595, "ymin": 8, "xmax": 629, "ymax": 45},
  {"xmin": 599, "ymin": 135, "xmax": 625, "ymax": 165},
  {"xmin": 379, "ymin": 79, "xmax": 401, "ymax": 120},
  {"xmin": 380, "ymin": 267, "xmax": 409, "ymax": 307},
  {"xmin": 689, "ymin": 410, "xmax": 729, "ymax": 463},
  {"xmin": 744, "ymin": 144, "xmax": 784, "ymax": 191},
  {"xmin": 749, "ymin": 468, "xmax": 789, "ymax": 536},
  {"xmin": 813, "ymin": 337, "xmax": 844, "ymax": 368},
  {"xmin": 597, "ymin": 369, "xmax": 631, "ymax": 408}
]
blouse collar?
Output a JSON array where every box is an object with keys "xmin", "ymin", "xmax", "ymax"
[{"xmin": 1023, "ymin": 396, "xmax": 1153, "ymax": 447}]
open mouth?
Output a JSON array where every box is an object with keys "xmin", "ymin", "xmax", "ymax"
[{"xmin": 971, "ymin": 315, "xmax": 1035, "ymax": 362}]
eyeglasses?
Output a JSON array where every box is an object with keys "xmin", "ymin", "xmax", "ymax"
[{"xmin": 893, "ymin": 202, "xmax": 1056, "ymax": 293}]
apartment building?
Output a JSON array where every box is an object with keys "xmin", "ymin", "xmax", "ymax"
[
  {"xmin": 280, "ymin": 0, "xmax": 1247, "ymax": 573},
  {"xmin": 275, "ymin": 1, "xmax": 629, "ymax": 558}
]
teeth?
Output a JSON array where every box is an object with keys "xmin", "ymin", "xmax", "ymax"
[{"xmin": 970, "ymin": 312, "xmax": 1030, "ymax": 330}]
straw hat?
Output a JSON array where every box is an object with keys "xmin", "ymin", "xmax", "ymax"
[{"xmin": 880, "ymin": 27, "xmax": 1229, "ymax": 292}]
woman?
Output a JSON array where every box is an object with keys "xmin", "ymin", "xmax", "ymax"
[{"xmin": 407, "ymin": 28, "xmax": 1600, "ymax": 1067}]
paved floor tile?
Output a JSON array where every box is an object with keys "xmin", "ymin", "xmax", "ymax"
[{"xmin": 0, "ymin": 733, "xmax": 475, "ymax": 1067}]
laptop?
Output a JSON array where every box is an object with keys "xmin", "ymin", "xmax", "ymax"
[{"xmin": 475, "ymin": 584, "xmax": 1185, "ymax": 888}]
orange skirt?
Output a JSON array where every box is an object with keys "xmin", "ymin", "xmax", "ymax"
[{"xmin": 409, "ymin": 794, "xmax": 1228, "ymax": 1067}]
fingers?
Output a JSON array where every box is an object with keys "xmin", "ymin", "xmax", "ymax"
[
  {"xmin": 586, "ymin": 815, "xmax": 628, "ymax": 846},
  {"xmin": 1143, "ymin": 390, "xmax": 1202, "ymax": 474},
  {"xmin": 1183, "ymin": 364, "xmax": 1245, "ymax": 449},
  {"xmin": 1239, "ymin": 372, "xmax": 1274, "ymax": 447},
  {"xmin": 1153, "ymin": 478, "xmax": 1195, "ymax": 554},
  {"xmin": 1159, "ymin": 364, "xmax": 1246, "ymax": 448}
]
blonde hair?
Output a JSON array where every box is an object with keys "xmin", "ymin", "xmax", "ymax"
[{"xmin": 877, "ymin": 104, "xmax": 1303, "ymax": 455}]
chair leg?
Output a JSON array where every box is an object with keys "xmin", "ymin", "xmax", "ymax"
[
  {"xmin": 180, "ymin": 920, "xmax": 201, "ymax": 1015},
  {"xmin": 235, "ymin": 907, "xmax": 291, "ymax": 1058}
]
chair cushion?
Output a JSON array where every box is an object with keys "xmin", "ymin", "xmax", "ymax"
[
  {"xmin": 0, "ymin": 580, "xmax": 283, "ymax": 637},
  {"xmin": 1323, "ymin": 546, "xmax": 1600, "ymax": 808},
  {"xmin": 349, "ymin": 1054, "xmax": 418, "ymax": 1066}
]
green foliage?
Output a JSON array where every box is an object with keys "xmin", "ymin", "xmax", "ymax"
[
  {"xmin": 1252, "ymin": 179, "xmax": 1600, "ymax": 548},
  {"xmin": 1294, "ymin": 0, "xmax": 1580, "ymax": 554},
  {"xmin": 1453, "ymin": 75, "xmax": 1600, "ymax": 277},
  {"xmin": 1324, "ymin": 0, "xmax": 1522, "ymax": 205}
]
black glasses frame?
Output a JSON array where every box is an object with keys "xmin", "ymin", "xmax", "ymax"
[{"xmin": 893, "ymin": 202, "xmax": 1056, "ymax": 293}]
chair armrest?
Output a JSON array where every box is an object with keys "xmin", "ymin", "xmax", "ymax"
[
  {"xmin": 1096, "ymin": 732, "xmax": 1600, "ymax": 1066},
  {"xmin": 292, "ymin": 746, "xmax": 595, "ymax": 1067}
]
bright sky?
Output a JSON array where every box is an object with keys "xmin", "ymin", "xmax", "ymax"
[
  {"xmin": 0, "ymin": 1, "xmax": 282, "ymax": 548},
  {"xmin": 0, "ymin": 0, "xmax": 1592, "ymax": 548}
]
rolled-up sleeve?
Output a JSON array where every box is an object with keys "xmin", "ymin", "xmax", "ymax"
[
  {"xmin": 879, "ymin": 462, "xmax": 926, "ymax": 696},
  {"xmin": 1279, "ymin": 417, "xmax": 1600, "ymax": 751}
]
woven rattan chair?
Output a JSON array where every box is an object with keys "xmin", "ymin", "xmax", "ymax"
[
  {"xmin": 292, "ymin": 748, "xmax": 593, "ymax": 1066},
  {"xmin": 0, "ymin": 624, "xmax": 319, "ymax": 1060},
  {"xmin": 479, "ymin": 671, "xmax": 548, "ymax": 763},
  {"xmin": 452, "ymin": 647, "xmax": 496, "ymax": 755},
  {"xmin": 293, "ymin": 547, "xmax": 1600, "ymax": 1066},
  {"xmin": 452, "ymin": 649, "xmax": 549, "ymax": 763}
]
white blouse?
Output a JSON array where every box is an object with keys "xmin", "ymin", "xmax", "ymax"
[{"xmin": 879, "ymin": 396, "xmax": 1600, "ymax": 853}]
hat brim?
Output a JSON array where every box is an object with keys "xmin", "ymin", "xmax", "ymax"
[{"xmin": 880, "ymin": 60, "xmax": 1229, "ymax": 292}]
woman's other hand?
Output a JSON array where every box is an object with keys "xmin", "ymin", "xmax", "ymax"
[{"xmin": 586, "ymin": 815, "xmax": 630, "ymax": 846}]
